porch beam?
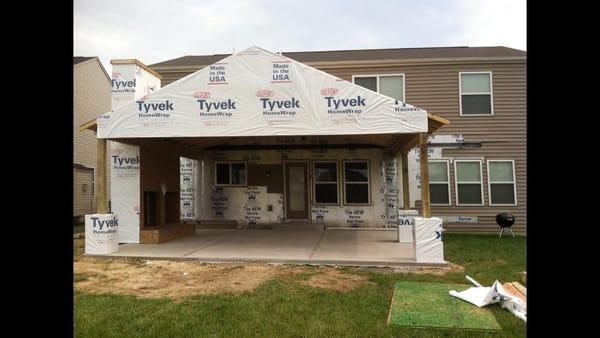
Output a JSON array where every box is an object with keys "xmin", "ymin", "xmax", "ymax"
[
  {"xmin": 96, "ymin": 138, "xmax": 108, "ymax": 213},
  {"xmin": 419, "ymin": 133, "xmax": 431, "ymax": 218}
]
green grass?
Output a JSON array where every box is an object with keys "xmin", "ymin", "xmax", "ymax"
[
  {"xmin": 74, "ymin": 234, "xmax": 526, "ymax": 337},
  {"xmin": 388, "ymin": 281, "xmax": 501, "ymax": 331}
]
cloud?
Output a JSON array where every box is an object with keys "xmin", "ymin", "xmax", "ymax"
[
  {"xmin": 74, "ymin": 0, "xmax": 526, "ymax": 72},
  {"xmin": 452, "ymin": 0, "xmax": 526, "ymax": 50}
]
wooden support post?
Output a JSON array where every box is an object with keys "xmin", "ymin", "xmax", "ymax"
[
  {"xmin": 419, "ymin": 133, "xmax": 431, "ymax": 218},
  {"xmin": 96, "ymin": 138, "xmax": 108, "ymax": 213},
  {"xmin": 401, "ymin": 148, "xmax": 410, "ymax": 210}
]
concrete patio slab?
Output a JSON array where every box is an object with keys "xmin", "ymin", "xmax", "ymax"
[
  {"xmin": 104, "ymin": 228, "xmax": 442, "ymax": 267},
  {"xmin": 185, "ymin": 229, "xmax": 324, "ymax": 260}
]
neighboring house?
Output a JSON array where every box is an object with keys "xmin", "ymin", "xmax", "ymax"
[
  {"xmin": 73, "ymin": 57, "xmax": 111, "ymax": 222},
  {"xmin": 148, "ymin": 46, "xmax": 526, "ymax": 234}
]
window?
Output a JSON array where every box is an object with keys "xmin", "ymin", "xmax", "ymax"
[
  {"xmin": 353, "ymin": 74, "xmax": 405, "ymax": 101},
  {"xmin": 343, "ymin": 161, "xmax": 370, "ymax": 204},
  {"xmin": 313, "ymin": 161, "xmax": 339, "ymax": 204},
  {"xmin": 215, "ymin": 162, "xmax": 247, "ymax": 186},
  {"xmin": 460, "ymin": 72, "xmax": 493, "ymax": 116},
  {"xmin": 487, "ymin": 160, "xmax": 517, "ymax": 205},
  {"xmin": 454, "ymin": 160, "xmax": 484, "ymax": 205},
  {"xmin": 429, "ymin": 160, "xmax": 451, "ymax": 205}
]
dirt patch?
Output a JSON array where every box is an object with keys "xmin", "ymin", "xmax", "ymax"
[
  {"xmin": 299, "ymin": 268, "xmax": 371, "ymax": 292},
  {"xmin": 74, "ymin": 257, "xmax": 299, "ymax": 301},
  {"xmin": 410, "ymin": 262, "xmax": 465, "ymax": 275},
  {"xmin": 74, "ymin": 255, "xmax": 373, "ymax": 300}
]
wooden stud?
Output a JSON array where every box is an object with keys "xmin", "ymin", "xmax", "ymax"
[
  {"xmin": 419, "ymin": 133, "xmax": 431, "ymax": 218},
  {"xmin": 96, "ymin": 138, "xmax": 108, "ymax": 213}
]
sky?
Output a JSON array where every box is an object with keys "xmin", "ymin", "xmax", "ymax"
[{"xmin": 74, "ymin": 0, "xmax": 526, "ymax": 72}]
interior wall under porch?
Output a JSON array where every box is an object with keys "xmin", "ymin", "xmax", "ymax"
[
  {"xmin": 196, "ymin": 147, "xmax": 408, "ymax": 228},
  {"xmin": 138, "ymin": 140, "xmax": 186, "ymax": 228}
]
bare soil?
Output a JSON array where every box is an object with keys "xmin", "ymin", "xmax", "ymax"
[
  {"xmin": 74, "ymin": 254, "xmax": 371, "ymax": 301},
  {"xmin": 73, "ymin": 238, "xmax": 452, "ymax": 300}
]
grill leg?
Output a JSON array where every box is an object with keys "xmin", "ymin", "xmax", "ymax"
[
  {"xmin": 509, "ymin": 228, "xmax": 515, "ymax": 238},
  {"xmin": 499, "ymin": 228, "xmax": 504, "ymax": 238}
]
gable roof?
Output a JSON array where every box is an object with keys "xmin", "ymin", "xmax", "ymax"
[
  {"xmin": 73, "ymin": 56, "xmax": 96, "ymax": 65},
  {"xmin": 91, "ymin": 46, "xmax": 447, "ymax": 142},
  {"xmin": 150, "ymin": 46, "xmax": 526, "ymax": 68}
]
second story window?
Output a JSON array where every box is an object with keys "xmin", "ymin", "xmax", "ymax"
[
  {"xmin": 459, "ymin": 72, "xmax": 493, "ymax": 116},
  {"xmin": 353, "ymin": 74, "xmax": 405, "ymax": 102}
]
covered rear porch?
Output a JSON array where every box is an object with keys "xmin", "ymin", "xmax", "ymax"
[
  {"xmin": 103, "ymin": 227, "xmax": 429, "ymax": 267},
  {"xmin": 82, "ymin": 46, "xmax": 449, "ymax": 266}
]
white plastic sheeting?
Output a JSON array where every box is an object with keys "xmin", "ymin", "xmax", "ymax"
[
  {"xmin": 398, "ymin": 209, "xmax": 419, "ymax": 243},
  {"xmin": 414, "ymin": 217, "xmax": 445, "ymax": 263},
  {"xmin": 180, "ymin": 157, "xmax": 199, "ymax": 221},
  {"xmin": 98, "ymin": 46, "xmax": 427, "ymax": 139},
  {"xmin": 110, "ymin": 141, "xmax": 140, "ymax": 243},
  {"xmin": 450, "ymin": 276, "xmax": 527, "ymax": 322},
  {"xmin": 111, "ymin": 62, "xmax": 161, "ymax": 110},
  {"xmin": 85, "ymin": 214, "xmax": 119, "ymax": 254}
]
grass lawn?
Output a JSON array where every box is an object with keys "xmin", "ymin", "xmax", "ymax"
[{"xmin": 74, "ymin": 234, "xmax": 526, "ymax": 337}]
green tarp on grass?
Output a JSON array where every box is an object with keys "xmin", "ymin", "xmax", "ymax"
[{"xmin": 388, "ymin": 281, "xmax": 501, "ymax": 331}]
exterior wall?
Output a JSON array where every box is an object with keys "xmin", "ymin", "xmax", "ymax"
[
  {"xmin": 73, "ymin": 168, "xmax": 94, "ymax": 216},
  {"xmin": 138, "ymin": 140, "xmax": 184, "ymax": 227},
  {"xmin": 316, "ymin": 61, "xmax": 526, "ymax": 234},
  {"xmin": 151, "ymin": 57, "xmax": 526, "ymax": 234},
  {"xmin": 73, "ymin": 59, "xmax": 111, "ymax": 217},
  {"xmin": 196, "ymin": 148, "xmax": 400, "ymax": 228}
]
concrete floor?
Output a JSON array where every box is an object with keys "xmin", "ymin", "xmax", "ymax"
[{"xmin": 106, "ymin": 228, "xmax": 425, "ymax": 267}]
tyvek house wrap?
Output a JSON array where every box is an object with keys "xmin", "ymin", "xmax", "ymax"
[{"xmin": 97, "ymin": 46, "xmax": 428, "ymax": 139}]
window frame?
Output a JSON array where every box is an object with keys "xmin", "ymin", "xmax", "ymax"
[
  {"xmin": 312, "ymin": 160, "xmax": 340, "ymax": 206},
  {"xmin": 214, "ymin": 161, "xmax": 248, "ymax": 187},
  {"xmin": 429, "ymin": 159, "xmax": 451, "ymax": 206},
  {"xmin": 487, "ymin": 159, "xmax": 517, "ymax": 206},
  {"xmin": 459, "ymin": 71, "xmax": 494, "ymax": 117},
  {"xmin": 454, "ymin": 159, "xmax": 484, "ymax": 206},
  {"xmin": 342, "ymin": 160, "xmax": 371, "ymax": 206},
  {"xmin": 352, "ymin": 73, "xmax": 406, "ymax": 102}
]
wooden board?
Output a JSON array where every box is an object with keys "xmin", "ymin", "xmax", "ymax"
[{"xmin": 502, "ymin": 282, "xmax": 526, "ymax": 303}]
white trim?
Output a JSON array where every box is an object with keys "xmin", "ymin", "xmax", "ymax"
[
  {"xmin": 459, "ymin": 71, "xmax": 494, "ymax": 116},
  {"xmin": 312, "ymin": 160, "xmax": 340, "ymax": 206},
  {"xmin": 342, "ymin": 160, "xmax": 371, "ymax": 206},
  {"xmin": 352, "ymin": 73, "xmax": 405, "ymax": 102},
  {"xmin": 429, "ymin": 159, "xmax": 451, "ymax": 206},
  {"xmin": 486, "ymin": 159, "xmax": 517, "ymax": 206},
  {"xmin": 214, "ymin": 161, "xmax": 247, "ymax": 187},
  {"xmin": 454, "ymin": 159, "xmax": 484, "ymax": 206}
]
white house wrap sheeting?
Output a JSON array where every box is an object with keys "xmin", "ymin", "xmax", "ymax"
[
  {"xmin": 414, "ymin": 217, "xmax": 445, "ymax": 263},
  {"xmin": 97, "ymin": 46, "xmax": 427, "ymax": 139},
  {"xmin": 110, "ymin": 141, "xmax": 140, "ymax": 243},
  {"xmin": 85, "ymin": 214, "xmax": 119, "ymax": 254},
  {"xmin": 180, "ymin": 157, "xmax": 199, "ymax": 221}
]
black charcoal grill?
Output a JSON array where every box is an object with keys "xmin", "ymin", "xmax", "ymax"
[{"xmin": 496, "ymin": 212, "xmax": 515, "ymax": 238}]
